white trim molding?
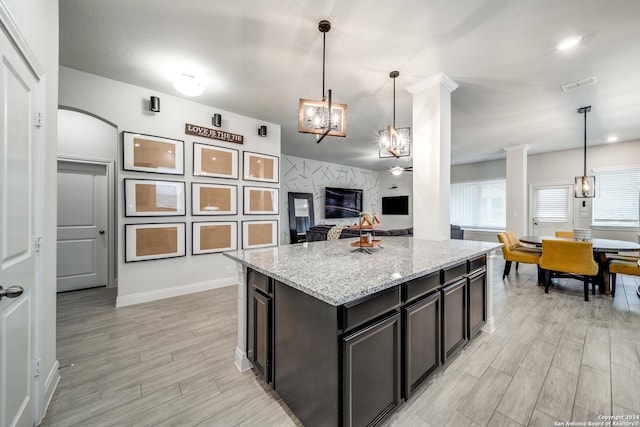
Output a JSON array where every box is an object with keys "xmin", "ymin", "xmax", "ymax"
[
  {"xmin": 0, "ymin": 2, "xmax": 44, "ymax": 77},
  {"xmin": 39, "ymin": 360, "xmax": 60, "ymax": 424},
  {"xmin": 115, "ymin": 277, "xmax": 237, "ymax": 307},
  {"xmin": 405, "ymin": 71, "xmax": 459, "ymax": 94}
]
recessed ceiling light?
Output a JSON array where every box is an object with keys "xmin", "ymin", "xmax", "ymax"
[
  {"xmin": 556, "ymin": 36, "xmax": 582, "ymax": 50},
  {"xmin": 607, "ymin": 136, "xmax": 618, "ymax": 143},
  {"xmin": 172, "ymin": 73, "xmax": 205, "ymax": 96}
]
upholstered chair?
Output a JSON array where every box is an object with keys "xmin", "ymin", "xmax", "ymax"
[
  {"xmin": 539, "ymin": 240, "xmax": 599, "ymax": 301},
  {"xmin": 555, "ymin": 230, "xmax": 574, "ymax": 238},
  {"xmin": 607, "ymin": 254, "xmax": 640, "ymax": 297},
  {"xmin": 497, "ymin": 232, "xmax": 542, "ymax": 282}
]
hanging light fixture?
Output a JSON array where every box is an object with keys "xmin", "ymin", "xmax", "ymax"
[
  {"xmin": 379, "ymin": 71, "xmax": 411, "ymax": 158},
  {"xmin": 298, "ymin": 20, "xmax": 347, "ymax": 143},
  {"xmin": 574, "ymin": 106, "xmax": 596, "ymax": 198}
]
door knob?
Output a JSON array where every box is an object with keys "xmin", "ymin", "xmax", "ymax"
[
  {"xmin": 99, "ymin": 230, "xmax": 105, "ymax": 234},
  {"xmin": 0, "ymin": 285, "xmax": 24, "ymax": 300}
]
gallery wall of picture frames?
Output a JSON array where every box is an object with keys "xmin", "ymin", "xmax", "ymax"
[{"xmin": 122, "ymin": 130, "xmax": 280, "ymax": 261}]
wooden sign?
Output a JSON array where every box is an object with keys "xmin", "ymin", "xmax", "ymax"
[{"xmin": 185, "ymin": 123, "xmax": 244, "ymax": 144}]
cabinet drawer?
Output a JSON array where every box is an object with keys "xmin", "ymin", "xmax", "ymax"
[
  {"xmin": 248, "ymin": 269, "xmax": 271, "ymax": 294},
  {"xmin": 468, "ymin": 255, "xmax": 486, "ymax": 274},
  {"xmin": 403, "ymin": 272, "xmax": 440, "ymax": 303},
  {"xmin": 441, "ymin": 262, "xmax": 468, "ymax": 285},
  {"xmin": 342, "ymin": 286, "xmax": 401, "ymax": 332}
]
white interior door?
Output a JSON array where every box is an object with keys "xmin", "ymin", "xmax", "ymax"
[
  {"xmin": 57, "ymin": 161, "xmax": 108, "ymax": 292},
  {"xmin": 0, "ymin": 26, "xmax": 40, "ymax": 427},
  {"xmin": 531, "ymin": 184, "xmax": 574, "ymax": 236}
]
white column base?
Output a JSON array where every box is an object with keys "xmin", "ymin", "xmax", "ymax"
[
  {"xmin": 482, "ymin": 249, "xmax": 497, "ymax": 334},
  {"xmin": 234, "ymin": 347, "xmax": 253, "ymax": 372},
  {"xmin": 235, "ymin": 263, "xmax": 249, "ymax": 372}
]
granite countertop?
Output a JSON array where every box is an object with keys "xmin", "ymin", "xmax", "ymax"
[{"xmin": 224, "ymin": 237, "xmax": 502, "ymax": 306}]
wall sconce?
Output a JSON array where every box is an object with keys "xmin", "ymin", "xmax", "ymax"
[
  {"xmin": 258, "ymin": 125, "xmax": 267, "ymax": 137},
  {"xmin": 212, "ymin": 113, "xmax": 222, "ymax": 127},
  {"xmin": 149, "ymin": 96, "xmax": 160, "ymax": 112}
]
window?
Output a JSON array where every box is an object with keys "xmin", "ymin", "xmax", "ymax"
[
  {"xmin": 592, "ymin": 166, "xmax": 640, "ymax": 227},
  {"xmin": 533, "ymin": 186, "xmax": 569, "ymax": 222},
  {"xmin": 450, "ymin": 179, "xmax": 506, "ymax": 229}
]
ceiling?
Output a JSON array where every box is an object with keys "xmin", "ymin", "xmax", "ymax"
[{"xmin": 59, "ymin": 0, "xmax": 640, "ymax": 170}]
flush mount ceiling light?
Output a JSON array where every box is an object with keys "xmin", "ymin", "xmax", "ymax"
[
  {"xmin": 173, "ymin": 73, "xmax": 205, "ymax": 97},
  {"xmin": 574, "ymin": 106, "xmax": 596, "ymax": 198},
  {"xmin": 379, "ymin": 71, "xmax": 411, "ymax": 158},
  {"xmin": 556, "ymin": 36, "xmax": 582, "ymax": 50},
  {"xmin": 298, "ymin": 20, "xmax": 347, "ymax": 144}
]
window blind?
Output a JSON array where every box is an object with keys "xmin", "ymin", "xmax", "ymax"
[
  {"xmin": 593, "ymin": 167, "xmax": 640, "ymax": 227},
  {"xmin": 450, "ymin": 180, "xmax": 506, "ymax": 229},
  {"xmin": 534, "ymin": 187, "xmax": 569, "ymax": 222}
]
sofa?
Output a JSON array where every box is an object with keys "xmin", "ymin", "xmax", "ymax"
[
  {"xmin": 306, "ymin": 225, "xmax": 413, "ymax": 242},
  {"xmin": 306, "ymin": 224, "xmax": 463, "ymax": 242}
]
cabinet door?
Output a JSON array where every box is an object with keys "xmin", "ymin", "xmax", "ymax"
[
  {"xmin": 441, "ymin": 278, "xmax": 467, "ymax": 362},
  {"xmin": 403, "ymin": 292, "xmax": 440, "ymax": 399},
  {"xmin": 343, "ymin": 312, "xmax": 401, "ymax": 427},
  {"xmin": 251, "ymin": 289, "xmax": 272, "ymax": 383},
  {"xmin": 468, "ymin": 270, "xmax": 487, "ymax": 339}
]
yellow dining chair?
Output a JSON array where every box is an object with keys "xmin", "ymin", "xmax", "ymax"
[
  {"xmin": 555, "ymin": 230, "xmax": 574, "ymax": 238},
  {"xmin": 539, "ymin": 239, "xmax": 599, "ymax": 301},
  {"xmin": 607, "ymin": 254, "xmax": 640, "ymax": 297},
  {"xmin": 497, "ymin": 232, "xmax": 542, "ymax": 282}
]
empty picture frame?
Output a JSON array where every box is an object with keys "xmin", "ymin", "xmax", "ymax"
[
  {"xmin": 242, "ymin": 220, "xmax": 278, "ymax": 249},
  {"xmin": 124, "ymin": 179, "xmax": 186, "ymax": 217},
  {"xmin": 125, "ymin": 222, "xmax": 186, "ymax": 262},
  {"xmin": 243, "ymin": 151, "xmax": 279, "ymax": 183},
  {"xmin": 123, "ymin": 131, "xmax": 184, "ymax": 175},
  {"xmin": 193, "ymin": 142, "xmax": 239, "ymax": 179},
  {"xmin": 192, "ymin": 182, "xmax": 237, "ymax": 215},
  {"xmin": 192, "ymin": 221, "xmax": 238, "ymax": 255},
  {"xmin": 243, "ymin": 186, "xmax": 279, "ymax": 215}
]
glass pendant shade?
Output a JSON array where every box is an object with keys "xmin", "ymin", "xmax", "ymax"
[
  {"xmin": 574, "ymin": 175, "xmax": 596, "ymax": 198},
  {"xmin": 379, "ymin": 71, "xmax": 411, "ymax": 158},
  {"xmin": 574, "ymin": 106, "xmax": 595, "ymax": 198},
  {"xmin": 297, "ymin": 20, "xmax": 347, "ymax": 143}
]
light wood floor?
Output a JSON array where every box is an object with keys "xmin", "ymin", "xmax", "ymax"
[{"xmin": 41, "ymin": 257, "xmax": 640, "ymax": 427}]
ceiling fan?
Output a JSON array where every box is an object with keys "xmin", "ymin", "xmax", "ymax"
[{"xmin": 389, "ymin": 164, "xmax": 413, "ymax": 176}]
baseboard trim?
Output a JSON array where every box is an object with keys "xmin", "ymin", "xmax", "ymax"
[
  {"xmin": 40, "ymin": 360, "xmax": 60, "ymax": 423},
  {"xmin": 115, "ymin": 278, "xmax": 236, "ymax": 307},
  {"xmin": 482, "ymin": 316, "xmax": 496, "ymax": 334},
  {"xmin": 235, "ymin": 347, "xmax": 252, "ymax": 372}
]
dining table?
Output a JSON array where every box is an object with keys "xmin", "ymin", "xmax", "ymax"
[{"xmin": 519, "ymin": 235, "xmax": 640, "ymax": 295}]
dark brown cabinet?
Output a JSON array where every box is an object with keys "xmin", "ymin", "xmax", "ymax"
[
  {"xmin": 343, "ymin": 312, "xmax": 401, "ymax": 427},
  {"xmin": 403, "ymin": 291, "xmax": 440, "ymax": 398},
  {"xmin": 441, "ymin": 278, "xmax": 467, "ymax": 362},
  {"xmin": 247, "ymin": 270, "xmax": 273, "ymax": 384},
  {"xmin": 468, "ymin": 269, "xmax": 487, "ymax": 339},
  {"xmin": 245, "ymin": 255, "xmax": 487, "ymax": 427}
]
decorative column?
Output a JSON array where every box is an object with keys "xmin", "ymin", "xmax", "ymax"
[
  {"xmin": 406, "ymin": 72, "xmax": 458, "ymax": 240},
  {"xmin": 234, "ymin": 263, "xmax": 252, "ymax": 371},
  {"xmin": 504, "ymin": 145, "xmax": 529, "ymax": 236}
]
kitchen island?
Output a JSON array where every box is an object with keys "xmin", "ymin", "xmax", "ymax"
[{"xmin": 224, "ymin": 237, "xmax": 501, "ymax": 427}]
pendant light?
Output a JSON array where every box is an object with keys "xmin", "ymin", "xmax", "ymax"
[
  {"xmin": 574, "ymin": 106, "xmax": 596, "ymax": 198},
  {"xmin": 379, "ymin": 71, "xmax": 411, "ymax": 158},
  {"xmin": 298, "ymin": 20, "xmax": 347, "ymax": 143}
]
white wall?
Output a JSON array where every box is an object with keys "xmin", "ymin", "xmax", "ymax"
[
  {"xmin": 451, "ymin": 159, "xmax": 505, "ymax": 183},
  {"xmin": 2, "ymin": 0, "xmax": 59, "ymax": 419},
  {"xmin": 379, "ymin": 172, "xmax": 413, "ymax": 229},
  {"xmin": 528, "ymin": 140, "xmax": 640, "ymax": 241},
  {"xmin": 280, "ymin": 155, "xmax": 380, "ymax": 243},
  {"xmin": 451, "ymin": 140, "xmax": 640, "ymax": 242},
  {"xmin": 58, "ymin": 109, "xmax": 118, "ymax": 160},
  {"xmin": 59, "ymin": 67, "xmax": 281, "ymax": 306}
]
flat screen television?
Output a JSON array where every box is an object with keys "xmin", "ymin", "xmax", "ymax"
[
  {"xmin": 325, "ymin": 187, "xmax": 363, "ymax": 218},
  {"xmin": 381, "ymin": 195, "xmax": 409, "ymax": 215}
]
